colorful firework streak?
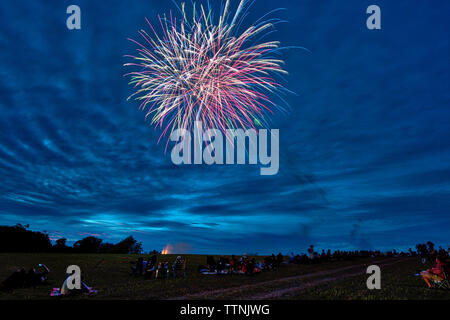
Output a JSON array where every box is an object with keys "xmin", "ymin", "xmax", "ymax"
[{"xmin": 125, "ymin": 0, "xmax": 293, "ymax": 144}]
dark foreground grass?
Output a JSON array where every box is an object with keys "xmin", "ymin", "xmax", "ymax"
[
  {"xmin": 285, "ymin": 258, "xmax": 450, "ymax": 300},
  {"xmin": 0, "ymin": 254, "xmax": 447, "ymax": 300},
  {"xmin": 0, "ymin": 253, "xmax": 375, "ymax": 300}
]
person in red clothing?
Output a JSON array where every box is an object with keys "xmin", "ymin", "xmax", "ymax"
[
  {"xmin": 307, "ymin": 245, "xmax": 314, "ymax": 259},
  {"xmin": 229, "ymin": 255, "xmax": 237, "ymax": 274},
  {"xmin": 420, "ymin": 256, "xmax": 447, "ymax": 288}
]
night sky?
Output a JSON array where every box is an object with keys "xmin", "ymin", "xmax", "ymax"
[{"xmin": 0, "ymin": 0, "xmax": 449, "ymax": 254}]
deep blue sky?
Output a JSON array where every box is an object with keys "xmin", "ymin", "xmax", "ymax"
[{"xmin": 0, "ymin": 0, "xmax": 449, "ymax": 254}]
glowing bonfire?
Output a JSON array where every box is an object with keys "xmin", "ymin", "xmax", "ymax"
[{"xmin": 161, "ymin": 244, "xmax": 173, "ymax": 255}]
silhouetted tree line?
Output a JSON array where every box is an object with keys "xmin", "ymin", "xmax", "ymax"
[
  {"xmin": 415, "ymin": 241, "xmax": 448, "ymax": 263},
  {"xmin": 0, "ymin": 224, "xmax": 143, "ymax": 254},
  {"xmin": 286, "ymin": 242, "xmax": 449, "ymax": 265}
]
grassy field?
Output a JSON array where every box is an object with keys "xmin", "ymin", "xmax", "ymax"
[
  {"xmin": 0, "ymin": 253, "xmax": 448, "ymax": 300},
  {"xmin": 286, "ymin": 258, "xmax": 450, "ymax": 300}
]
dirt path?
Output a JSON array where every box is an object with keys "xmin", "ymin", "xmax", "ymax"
[
  {"xmin": 169, "ymin": 258, "xmax": 409, "ymax": 300},
  {"xmin": 246, "ymin": 259, "xmax": 406, "ymax": 300}
]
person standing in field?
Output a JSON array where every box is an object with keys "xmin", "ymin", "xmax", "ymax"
[{"xmin": 308, "ymin": 245, "xmax": 314, "ymax": 259}]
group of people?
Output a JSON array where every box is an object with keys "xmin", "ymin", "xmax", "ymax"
[
  {"xmin": 131, "ymin": 255, "xmax": 186, "ymax": 279},
  {"xmin": 1, "ymin": 263, "xmax": 96, "ymax": 296},
  {"xmin": 285, "ymin": 245, "xmax": 449, "ymax": 289},
  {"xmin": 199, "ymin": 253, "xmax": 284, "ymax": 276},
  {"xmin": 1, "ymin": 264, "xmax": 50, "ymax": 290},
  {"xmin": 416, "ymin": 245, "xmax": 449, "ymax": 264},
  {"xmin": 2, "ymin": 245, "xmax": 448, "ymax": 294}
]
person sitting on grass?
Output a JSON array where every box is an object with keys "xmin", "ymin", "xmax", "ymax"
[
  {"xmin": 1, "ymin": 264, "xmax": 50, "ymax": 291},
  {"xmin": 308, "ymin": 245, "xmax": 314, "ymax": 259},
  {"xmin": 254, "ymin": 260, "xmax": 263, "ymax": 273},
  {"xmin": 206, "ymin": 256, "xmax": 216, "ymax": 272},
  {"xmin": 276, "ymin": 253, "xmax": 284, "ymax": 267},
  {"xmin": 420, "ymin": 256, "xmax": 447, "ymax": 288},
  {"xmin": 1, "ymin": 268, "xmax": 27, "ymax": 291},
  {"xmin": 264, "ymin": 256, "xmax": 274, "ymax": 271},
  {"xmin": 246, "ymin": 258, "xmax": 254, "ymax": 275},
  {"xmin": 131, "ymin": 257, "xmax": 144, "ymax": 275},
  {"xmin": 155, "ymin": 262, "xmax": 163, "ymax": 278},
  {"xmin": 144, "ymin": 255, "xmax": 157, "ymax": 277},
  {"xmin": 51, "ymin": 271, "xmax": 98, "ymax": 297},
  {"xmin": 142, "ymin": 258, "xmax": 148, "ymax": 273},
  {"xmin": 172, "ymin": 256, "xmax": 186, "ymax": 278},
  {"xmin": 156, "ymin": 261, "xmax": 170, "ymax": 279},
  {"xmin": 229, "ymin": 255, "xmax": 237, "ymax": 274},
  {"xmin": 172, "ymin": 256, "xmax": 181, "ymax": 268},
  {"xmin": 239, "ymin": 255, "xmax": 249, "ymax": 274},
  {"xmin": 61, "ymin": 274, "xmax": 89, "ymax": 295},
  {"xmin": 164, "ymin": 262, "xmax": 170, "ymax": 277},
  {"xmin": 288, "ymin": 252, "xmax": 295, "ymax": 263},
  {"xmin": 216, "ymin": 256, "xmax": 227, "ymax": 273},
  {"xmin": 26, "ymin": 264, "xmax": 50, "ymax": 286}
]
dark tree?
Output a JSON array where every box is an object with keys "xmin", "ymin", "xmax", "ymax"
[
  {"xmin": 1, "ymin": 224, "xmax": 148, "ymax": 254},
  {"xmin": 55, "ymin": 238, "xmax": 67, "ymax": 247},
  {"xmin": 52, "ymin": 238, "xmax": 72, "ymax": 253},
  {"xmin": 0, "ymin": 224, "xmax": 52, "ymax": 252},
  {"xmin": 73, "ymin": 236, "xmax": 103, "ymax": 253},
  {"xmin": 99, "ymin": 242, "xmax": 115, "ymax": 253},
  {"xmin": 110, "ymin": 236, "xmax": 143, "ymax": 254}
]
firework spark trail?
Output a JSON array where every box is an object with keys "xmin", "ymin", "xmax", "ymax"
[{"xmin": 125, "ymin": 0, "xmax": 292, "ymax": 144}]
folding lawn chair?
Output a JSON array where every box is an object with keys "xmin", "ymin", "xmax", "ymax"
[{"xmin": 433, "ymin": 270, "xmax": 450, "ymax": 290}]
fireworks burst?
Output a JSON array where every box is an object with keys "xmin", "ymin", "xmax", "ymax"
[{"xmin": 125, "ymin": 0, "xmax": 293, "ymax": 143}]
